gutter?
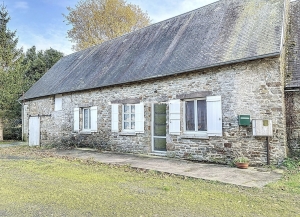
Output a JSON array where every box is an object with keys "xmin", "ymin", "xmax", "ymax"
[{"xmin": 285, "ymin": 88, "xmax": 300, "ymax": 92}]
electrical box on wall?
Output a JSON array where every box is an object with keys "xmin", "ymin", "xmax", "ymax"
[
  {"xmin": 238, "ymin": 115, "xmax": 251, "ymax": 126},
  {"xmin": 252, "ymin": 119, "xmax": 273, "ymax": 136}
]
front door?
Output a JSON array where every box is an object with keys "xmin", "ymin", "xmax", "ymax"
[
  {"xmin": 29, "ymin": 116, "xmax": 40, "ymax": 146},
  {"xmin": 152, "ymin": 103, "xmax": 167, "ymax": 152}
]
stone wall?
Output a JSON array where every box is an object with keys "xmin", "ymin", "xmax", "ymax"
[
  {"xmin": 286, "ymin": 91, "xmax": 300, "ymax": 153},
  {"xmin": 0, "ymin": 118, "xmax": 3, "ymax": 141},
  {"xmin": 23, "ymin": 57, "xmax": 287, "ymax": 164}
]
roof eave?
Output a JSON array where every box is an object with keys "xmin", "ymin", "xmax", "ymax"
[{"xmin": 21, "ymin": 52, "xmax": 280, "ymax": 101}]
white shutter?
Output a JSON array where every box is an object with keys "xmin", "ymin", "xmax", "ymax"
[
  {"xmin": 55, "ymin": 94, "xmax": 62, "ymax": 111},
  {"xmin": 74, "ymin": 108, "xmax": 80, "ymax": 132},
  {"xmin": 207, "ymin": 96, "xmax": 222, "ymax": 137},
  {"xmin": 169, "ymin": 100, "xmax": 181, "ymax": 135},
  {"xmin": 111, "ymin": 104, "xmax": 119, "ymax": 132},
  {"xmin": 90, "ymin": 106, "xmax": 97, "ymax": 132},
  {"xmin": 135, "ymin": 103, "xmax": 144, "ymax": 133}
]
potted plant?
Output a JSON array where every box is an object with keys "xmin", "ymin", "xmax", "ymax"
[{"xmin": 234, "ymin": 157, "xmax": 250, "ymax": 169}]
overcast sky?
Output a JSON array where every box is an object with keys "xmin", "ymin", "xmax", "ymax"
[{"xmin": 5, "ymin": 0, "xmax": 218, "ymax": 55}]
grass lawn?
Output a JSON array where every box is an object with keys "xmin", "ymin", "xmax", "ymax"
[
  {"xmin": 0, "ymin": 140, "xmax": 17, "ymax": 145},
  {"xmin": 0, "ymin": 146, "xmax": 299, "ymax": 217}
]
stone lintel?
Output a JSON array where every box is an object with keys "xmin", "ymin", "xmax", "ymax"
[
  {"xmin": 111, "ymin": 97, "xmax": 141, "ymax": 104},
  {"xmin": 176, "ymin": 91, "xmax": 212, "ymax": 99}
]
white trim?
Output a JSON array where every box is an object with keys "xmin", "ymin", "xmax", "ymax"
[
  {"xmin": 183, "ymin": 98, "xmax": 207, "ymax": 136},
  {"xmin": 135, "ymin": 103, "xmax": 144, "ymax": 133},
  {"xmin": 207, "ymin": 96, "xmax": 222, "ymax": 137},
  {"xmin": 169, "ymin": 100, "xmax": 181, "ymax": 135},
  {"xmin": 82, "ymin": 108, "xmax": 91, "ymax": 131},
  {"xmin": 73, "ymin": 108, "xmax": 80, "ymax": 132},
  {"xmin": 90, "ymin": 106, "xmax": 97, "ymax": 132},
  {"xmin": 54, "ymin": 94, "xmax": 62, "ymax": 111},
  {"xmin": 111, "ymin": 104, "xmax": 119, "ymax": 132},
  {"xmin": 122, "ymin": 104, "xmax": 135, "ymax": 132}
]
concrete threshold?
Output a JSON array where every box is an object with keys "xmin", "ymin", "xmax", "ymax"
[{"xmin": 55, "ymin": 149, "xmax": 283, "ymax": 188}]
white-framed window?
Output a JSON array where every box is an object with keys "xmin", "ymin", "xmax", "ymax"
[
  {"xmin": 83, "ymin": 108, "xmax": 91, "ymax": 131},
  {"xmin": 169, "ymin": 96, "xmax": 222, "ymax": 137},
  {"xmin": 74, "ymin": 106, "xmax": 97, "ymax": 133},
  {"xmin": 111, "ymin": 103, "xmax": 144, "ymax": 133},
  {"xmin": 184, "ymin": 98, "xmax": 207, "ymax": 133},
  {"xmin": 54, "ymin": 94, "xmax": 62, "ymax": 111},
  {"xmin": 122, "ymin": 104, "xmax": 136, "ymax": 131}
]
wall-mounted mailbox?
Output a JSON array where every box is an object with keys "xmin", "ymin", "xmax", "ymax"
[
  {"xmin": 252, "ymin": 119, "xmax": 273, "ymax": 136},
  {"xmin": 238, "ymin": 115, "xmax": 251, "ymax": 126}
]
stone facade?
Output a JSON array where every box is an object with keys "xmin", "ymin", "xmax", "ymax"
[
  {"xmin": 286, "ymin": 91, "xmax": 300, "ymax": 153},
  {"xmin": 0, "ymin": 118, "xmax": 3, "ymax": 141},
  {"xmin": 23, "ymin": 57, "xmax": 287, "ymax": 165}
]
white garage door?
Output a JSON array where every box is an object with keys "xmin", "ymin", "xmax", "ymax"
[{"xmin": 29, "ymin": 117, "xmax": 40, "ymax": 146}]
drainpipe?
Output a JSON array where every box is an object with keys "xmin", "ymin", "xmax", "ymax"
[
  {"xmin": 267, "ymin": 137, "xmax": 270, "ymax": 165},
  {"xmin": 17, "ymin": 93, "xmax": 24, "ymax": 141}
]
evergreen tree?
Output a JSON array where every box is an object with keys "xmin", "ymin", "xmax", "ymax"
[
  {"xmin": 0, "ymin": 4, "xmax": 24, "ymax": 140},
  {"xmin": 23, "ymin": 46, "xmax": 64, "ymax": 90},
  {"xmin": 0, "ymin": 4, "xmax": 22, "ymax": 70}
]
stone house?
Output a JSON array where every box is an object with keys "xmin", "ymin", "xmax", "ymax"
[{"xmin": 21, "ymin": 0, "xmax": 295, "ymax": 165}]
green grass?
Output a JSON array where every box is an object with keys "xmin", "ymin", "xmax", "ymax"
[
  {"xmin": 0, "ymin": 140, "xmax": 17, "ymax": 144},
  {"xmin": 0, "ymin": 146, "xmax": 299, "ymax": 216}
]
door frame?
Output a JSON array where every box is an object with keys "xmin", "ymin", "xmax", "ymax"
[{"xmin": 151, "ymin": 103, "xmax": 167, "ymax": 153}]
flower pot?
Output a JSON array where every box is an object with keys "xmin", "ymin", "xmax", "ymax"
[{"xmin": 235, "ymin": 162, "xmax": 249, "ymax": 169}]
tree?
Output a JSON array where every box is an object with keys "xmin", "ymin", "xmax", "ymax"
[
  {"xmin": 64, "ymin": 0, "xmax": 151, "ymax": 51},
  {"xmin": 0, "ymin": 4, "xmax": 23, "ymax": 70},
  {"xmin": 0, "ymin": 5, "xmax": 63, "ymax": 141},
  {"xmin": 0, "ymin": 4, "xmax": 24, "ymax": 141},
  {"xmin": 23, "ymin": 46, "xmax": 64, "ymax": 89}
]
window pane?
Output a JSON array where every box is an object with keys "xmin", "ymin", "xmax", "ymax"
[
  {"xmin": 124, "ymin": 122, "xmax": 130, "ymax": 129},
  {"xmin": 124, "ymin": 114, "xmax": 130, "ymax": 121},
  {"xmin": 154, "ymin": 104, "xmax": 166, "ymax": 136},
  {"xmin": 154, "ymin": 138, "xmax": 167, "ymax": 151},
  {"xmin": 186, "ymin": 101, "xmax": 195, "ymax": 131},
  {"xmin": 84, "ymin": 109, "xmax": 89, "ymax": 129},
  {"xmin": 131, "ymin": 114, "xmax": 135, "ymax": 121},
  {"xmin": 197, "ymin": 100, "xmax": 207, "ymax": 131},
  {"xmin": 124, "ymin": 105, "xmax": 130, "ymax": 113},
  {"xmin": 131, "ymin": 105, "xmax": 135, "ymax": 113},
  {"xmin": 131, "ymin": 122, "xmax": 135, "ymax": 129},
  {"xmin": 89, "ymin": 109, "xmax": 91, "ymax": 129}
]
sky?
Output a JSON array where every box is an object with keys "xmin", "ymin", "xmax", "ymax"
[{"xmin": 5, "ymin": 0, "xmax": 218, "ymax": 55}]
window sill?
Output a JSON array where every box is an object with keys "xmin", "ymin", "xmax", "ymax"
[
  {"xmin": 179, "ymin": 134, "xmax": 209, "ymax": 140},
  {"xmin": 79, "ymin": 131, "xmax": 92, "ymax": 135},
  {"xmin": 119, "ymin": 132, "xmax": 137, "ymax": 136}
]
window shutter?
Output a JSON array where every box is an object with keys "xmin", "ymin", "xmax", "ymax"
[
  {"xmin": 169, "ymin": 100, "xmax": 181, "ymax": 135},
  {"xmin": 135, "ymin": 103, "xmax": 144, "ymax": 133},
  {"xmin": 207, "ymin": 96, "xmax": 222, "ymax": 137},
  {"xmin": 55, "ymin": 94, "xmax": 62, "ymax": 111},
  {"xmin": 90, "ymin": 106, "xmax": 97, "ymax": 132},
  {"xmin": 74, "ymin": 108, "xmax": 80, "ymax": 132},
  {"xmin": 111, "ymin": 104, "xmax": 119, "ymax": 132}
]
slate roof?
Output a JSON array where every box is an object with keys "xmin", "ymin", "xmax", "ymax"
[
  {"xmin": 23, "ymin": 0, "xmax": 284, "ymax": 100},
  {"xmin": 286, "ymin": 0, "xmax": 300, "ymax": 89}
]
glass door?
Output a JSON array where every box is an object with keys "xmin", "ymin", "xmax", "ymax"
[{"xmin": 152, "ymin": 103, "xmax": 167, "ymax": 152}]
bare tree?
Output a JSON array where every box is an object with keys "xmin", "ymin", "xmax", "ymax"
[{"xmin": 64, "ymin": 0, "xmax": 151, "ymax": 51}]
